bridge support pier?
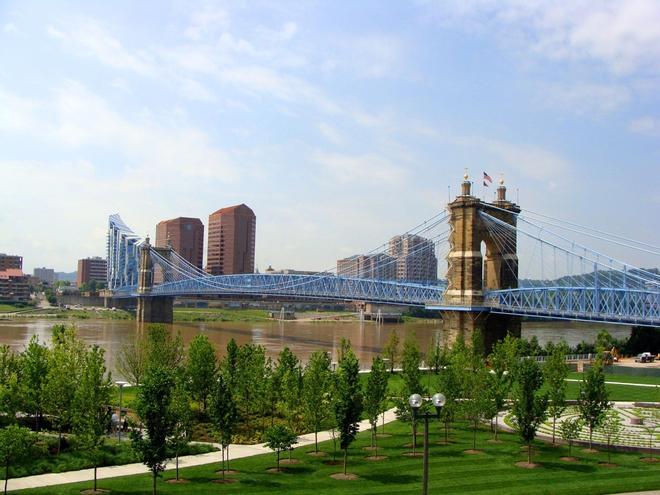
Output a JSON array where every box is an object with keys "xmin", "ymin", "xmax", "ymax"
[{"xmin": 137, "ymin": 296, "xmax": 174, "ymax": 324}]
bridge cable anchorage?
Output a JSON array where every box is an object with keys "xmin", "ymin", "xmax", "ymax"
[{"xmin": 480, "ymin": 212, "xmax": 660, "ymax": 291}]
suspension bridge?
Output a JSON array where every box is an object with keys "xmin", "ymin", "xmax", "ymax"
[{"xmin": 106, "ymin": 175, "xmax": 660, "ymax": 344}]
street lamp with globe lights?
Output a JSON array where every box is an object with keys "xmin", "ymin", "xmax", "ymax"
[{"xmin": 409, "ymin": 392, "xmax": 446, "ymax": 495}]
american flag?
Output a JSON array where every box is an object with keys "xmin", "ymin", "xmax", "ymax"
[{"xmin": 483, "ymin": 171, "xmax": 493, "ymax": 186}]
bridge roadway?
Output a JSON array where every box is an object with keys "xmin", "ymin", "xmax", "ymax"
[{"xmin": 112, "ymin": 274, "xmax": 660, "ymax": 327}]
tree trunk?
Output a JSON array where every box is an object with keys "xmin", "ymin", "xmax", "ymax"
[
  {"xmin": 176, "ymin": 453, "xmax": 179, "ymax": 481},
  {"xmin": 5, "ymin": 461, "xmax": 9, "ymax": 495},
  {"xmin": 226, "ymin": 445, "xmax": 230, "ymax": 472},
  {"xmin": 495, "ymin": 415, "xmax": 499, "ymax": 441},
  {"xmin": 589, "ymin": 426, "xmax": 593, "ymax": 450},
  {"xmin": 444, "ymin": 420, "xmax": 449, "ymax": 444},
  {"xmin": 528, "ymin": 443, "xmax": 532, "ymax": 464},
  {"xmin": 343, "ymin": 448, "xmax": 347, "ymax": 475},
  {"xmin": 221, "ymin": 446, "xmax": 225, "ymax": 480},
  {"xmin": 568, "ymin": 441, "xmax": 572, "ymax": 456},
  {"xmin": 94, "ymin": 464, "xmax": 97, "ymax": 491},
  {"xmin": 552, "ymin": 416, "xmax": 556, "ymax": 444},
  {"xmin": 315, "ymin": 430, "xmax": 318, "ymax": 453},
  {"xmin": 152, "ymin": 470, "xmax": 157, "ymax": 495},
  {"xmin": 473, "ymin": 421, "xmax": 477, "ymax": 450},
  {"xmin": 382, "ymin": 412, "xmax": 385, "ymax": 434},
  {"xmin": 371, "ymin": 425, "xmax": 375, "ymax": 448},
  {"xmin": 276, "ymin": 450, "xmax": 280, "ymax": 472},
  {"xmin": 58, "ymin": 429, "xmax": 62, "ymax": 454}
]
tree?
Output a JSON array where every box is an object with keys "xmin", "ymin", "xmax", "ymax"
[
  {"xmin": 510, "ymin": 358, "xmax": 548, "ymax": 465},
  {"xmin": 426, "ymin": 338, "xmax": 443, "ymax": 374},
  {"xmin": 169, "ymin": 370, "xmax": 193, "ymax": 481},
  {"xmin": 382, "ymin": 330, "xmax": 400, "ymax": 374},
  {"xmin": 209, "ymin": 374, "xmax": 239, "ymax": 479},
  {"xmin": 640, "ymin": 407, "xmax": 660, "ymax": 462},
  {"xmin": 264, "ymin": 424, "xmax": 298, "ymax": 472},
  {"xmin": 333, "ymin": 339, "xmax": 363, "ymax": 476},
  {"xmin": 115, "ymin": 335, "xmax": 147, "ymax": 386},
  {"xmin": 559, "ymin": 416, "xmax": 583, "ymax": 457},
  {"xmin": 577, "ymin": 358, "xmax": 610, "ymax": 449},
  {"xmin": 72, "ymin": 345, "xmax": 112, "ymax": 493},
  {"xmin": 43, "ymin": 326, "xmax": 86, "ymax": 453},
  {"xmin": 302, "ymin": 351, "xmax": 333, "ymax": 452},
  {"xmin": 131, "ymin": 365, "xmax": 176, "ymax": 495},
  {"xmin": 0, "ymin": 425, "xmax": 35, "ymax": 495},
  {"xmin": 220, "ymin": 338, "xmax": 239, "ymax": 391},
  {"xmin": 543, "ymin": 341, "xmax": 569, "ymax": 444},
  {"xmin": 598, "ymin": 410, "xmax": 622, "ymax": 464},
  {"xmin": 363, "ymin": 355, "xmax": 388, "ymax": 457},
  {"xmin": 20, "ymin": 336, "xmax": 50, "ymax": 430},
  {"xmin": 145, "ymin": 324, "xmax": 184, "ymax": 372},
  {"xmin": 234, "ymin": 344, "xmax": 269, "ymax": 435},
  {"xmin": 487, "ymin": 335, "xmax": 519, "ymax": 441},
  {"xmin": 274, "ymin": 347, "xmax": 302, "ymax": 432},
  {"xmin": 437, "ymin": 354, "xmax": 461, "ymax": 444},
  {"xmin": 186, "ymin": 334, "xmax": 217, "ymax": 413},
  {"xmin": 458, "ymin": 349, "xmax": 491, "ymax": 450},
  {"xmin": 0, "ymin": 345, "xmax": 22, "ymax": 424}
]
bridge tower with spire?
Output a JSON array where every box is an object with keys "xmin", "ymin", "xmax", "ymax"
[
  {"xmin": 441, "ymin": 172, "xmax": 521, "ymax": 351},
  {"xmin": 136, "ymin": 236, "xmax": 175, "ymax": 324}
]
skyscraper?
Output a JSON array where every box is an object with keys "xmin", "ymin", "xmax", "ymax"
[
  {"xmin": 388, "ymin": 234, "xmax": 438, "ymax": 282},
  {"xmin": 336, "ymin": 253, "xmax": 396, "ymax": 280},
  {"xmin": 155, "ymin": 217, "xmax": 204, "ymax": 269},
  {"xmin": 77, "ymin": 257, "xmax": 108, "ymax": 287},
  {"xmin": 206, "ymin": 204, "xmax": 256, "ymax": 275}
]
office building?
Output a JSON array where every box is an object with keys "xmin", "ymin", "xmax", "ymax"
[
  {"xmin": 0, "ymin": 268, "xmax": 29, "ymax": 301},
  {"xmin": 207, "ymin": 204, "xmax": 256, "ymax": 275},
  {"xmin": 0, "ymin": 254, "xmax": 22, "ymax": 271},
  {"xmin": 33, "ymin": 267, "xmax": 55, "ymax": 285},
  {"xmin": 155, "ymin": 217, "xmax": 204, "ymax": 269},
  {"xmin": 337, "ymin": 253, "xmax": 396, "ymax": 280},
  {"xmin": 388, "ymin": 234, "xmax": 438, "ymax": 282},
  {"xmin": 77, "ymin": 257, "xmax": 108, "ymax": 287}
]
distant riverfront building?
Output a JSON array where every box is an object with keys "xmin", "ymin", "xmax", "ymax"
[
  {"xmin": 155, "ymin": 217, "xmax": 204, "ymax": 269},
  {"xmin": 388, "ymin": 234, "xmax": 437, "ymax": 283},
  {"xmin": 33, "ymin": 267, "xmax": 55, "ymax": 284},
  {"xmin": 0, "ymin": 253, "xmax": 22, "ymax": 271},
  {"xmin": 337, "ymin": 253, "xmax": 397, "ymax": 280},
  {"xmin": 77, "ymin": 257, "xmax": 107, "ymax": 287},
  {"xmin": 206, "ymin": 204, "xmax": 256, "ymax": 275}
]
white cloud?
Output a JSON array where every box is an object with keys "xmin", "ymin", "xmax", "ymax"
[
  {"xmin": 0, "ymin": 87, "xmax": 42, "ymax": 133},
  {"xmin": 539, "ymin": 82, "xmax": 630, "ymax": 114},
  {"xmin": 629, "ymin": 117, "xmax": 660, "ymax": 137},
  {"xmin": 312, "ymin": 151, "xmax": 408, "ymax": 186},
  {"xmin": 3, "ymin": 23, "xmax": 18, "ymax": 34},
  {"xmin": 424, "ymin": 0, "xmax": 660, "ymax": 75},
  {"xmin": 317, "ymin": 122, "xmax": 344, "ymax": 145}
]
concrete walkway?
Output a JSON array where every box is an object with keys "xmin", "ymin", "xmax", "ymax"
[
  {"xmin": 566, "ymin": 379, "xmax": 660, "ymax": 388},
  {"xmin": 8, "ymin": 409, "xmax": 399, "ymax": 492}
]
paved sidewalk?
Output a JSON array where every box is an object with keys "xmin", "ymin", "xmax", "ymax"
[
  {"xmin": 9, "ymin": 409, "xmax": 399, "ymax": 492},
  {"xmin": 565, "ymin": 379, "xmax": 660, "ymax": 388}
]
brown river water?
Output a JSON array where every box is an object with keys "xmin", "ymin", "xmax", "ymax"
[{"xmin": 0, "ymin": 318, "xmax": 632, "ymax": 379}]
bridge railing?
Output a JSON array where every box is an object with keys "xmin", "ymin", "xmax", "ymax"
[
  {"xmin": 486, "ymin": 287, "xmax": 660, "ymax": 326},
  {"xmin": 529, "ymin": 353, "xmax": 596, "ymax": 363}
]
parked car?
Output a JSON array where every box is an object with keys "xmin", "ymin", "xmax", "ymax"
[{"xmin": 634, "ymin": 352, "xmax": 655, "ymax": 363}]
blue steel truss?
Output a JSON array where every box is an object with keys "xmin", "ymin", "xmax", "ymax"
[
  {"xmin": 486, "ymin": 287, "xmax": 660, "ymax": 326},
  {"xmin": 117, "ymin": 273, "xmax": 446, "ymax": 306}
]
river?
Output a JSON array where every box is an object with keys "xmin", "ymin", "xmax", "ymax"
[{"xmin": 0, "ymin": 318, "xmax": 631, "ymax": 377}]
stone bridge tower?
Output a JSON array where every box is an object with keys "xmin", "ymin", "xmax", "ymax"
[
  {"xmin": 441, "ymin": 173, "xmax": 521, "ymax": 352},
  {"xmin": 136, "ymin": 236, "xmax": 174, "ymax": 324}
]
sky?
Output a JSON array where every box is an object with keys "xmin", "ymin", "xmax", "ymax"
[{"xmin": 1, "ymin": 0, "xmax": 659, "ymax": 274}]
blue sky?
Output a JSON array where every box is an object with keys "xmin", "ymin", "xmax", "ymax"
[{"xmin": 1, "ymin": 0, "xmax": 659, "ymax": 274}]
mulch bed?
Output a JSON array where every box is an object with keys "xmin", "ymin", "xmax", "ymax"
[
  {"xmin": 362, "ymin": 446, "xmax": 378, "ymax": 451},
  {"xmin": 560, "ymin": 456, "xmax": 578, "ymax": 462},
  {"xmin": 402, "ymin": 452, "xmax": 423, "ymax": 457},
  {"xmin": 323, "ymin": 460, "xmax": 342, "ymax": 466},
  {"xmin": 463, "ymin": 449, "xmax": 484, "ymax": 455},
  {"xmin": 330, "ymin": 473, "xmax": 359, "ymax": 480},
  {"xmin": 307, "ymin": 451, "xmax": 328, "ymax": 457},
  {"xmin": 165, "ymin": 479, "xmax": 190, "ymax": 484},
  {"xmin": 598, "ymin": 462, "xmax": 618, "ymax": 468},
  {"xmin": 212, "ymin": 478, "xmax": 239, "ymax": 484},
  {"xmin": 364, "ymin": 455, "xmax": 387, "ymax": 461},
  {"xmin": 214, "ymin": 470, "xmax": 239, "ymax": 475},
  {"xmin": 640, "ymin": 457, "xmax": 659, "ymax": 463},
  {"xmin": 581, "ymin": 448, "xmax": 599, "ymax": 454},
  {"xmin": 515, "ymin": 461, "xmax": 540, "ymax": 469},
  {"xmin": 280, "ymin": 458, "xmax": 301, "ymax": 465}
]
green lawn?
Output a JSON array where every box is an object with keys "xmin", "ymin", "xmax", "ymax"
[
  {"xmin": 16, "ymin": 420, "xmax": 660, "ymax": 495},
  {"xmin": 173, "ymin": 308, "xmax": 271, "ymax": 322},
  {"xmin": 568, "ymin": 372, "xmax": 660, "ymax": 386}
]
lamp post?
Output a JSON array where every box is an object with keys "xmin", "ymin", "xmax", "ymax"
[
  {"xmin": 409, "ymin": 392, "xmax": 446, "ymax": 495},
  {"xmin": 115, "ymin": 380, "xmax": 129, "ymax": 441}
]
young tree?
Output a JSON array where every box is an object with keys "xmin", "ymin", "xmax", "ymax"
[
  {"xmin": 510, "ymin": 358, "xmax": 548, "ymax": 465},
  {"xmin": 274, "ymin": 347, "xmax": 302, "ymax": 432},
  {"xmin": 640, "ymin": 408, "xmax": 659, "ymax": 462},
  {"xmin": 382, "ymin": 330, "xmax": 400, "ymax": 374},
  {"xmin": 598, "ymin": 410, "xmax": 622, "ymax": 464},
  {"xmin": 577, "ymin": 358, "xmax": 611, "ymax": 449},
  {"xmin": 426, "ymin": 338, "xmax": 443, "ymax": 374},
  {"xmin": 264, "ymin": 424, "xmax": 298, "ymax": 472},
  {"xmin": 400, "ymin": 332, "xmax": 423, "ymax": 397},
  {"xmin": 186, "ymin": 334, "xmax": 217, "ymax": 413},
  {"xmin": 302, "ymin": 351, "xmax": 333, "ymax": 453},
  {"xmin": 131, "ymin": 365, "xmax": 176, "ymax": 495},
  {"xmin": 333, "ymin": 339, "xmax": 363, "ymax": 476},
  {"xmin": 72, "ymin": 345, "xmax": 112, "ymax": 493},
  {"xmin": 44, "ymin": 326, "xmax": 86, "ymax": 453},
  {"xmin": 459, "ymin": 350, "xmax": 491, "ymax": 450},
  {"xmin": 209, "ymin": 374, "xmax": 239, "ymax": 478},
  {"xmin": 559, "ymin": 416, "xmax": 583, "ymax": 457},
  {"xmin": 145, "ymin": 324, "xmax": 184, "ymax": 372},
  {"xmin": 220, "ymin": 338, "xmax": 239, "ymax": 391},
  {"xmin": 234, "ymin": 344, "xmax": 268, "ymax": 433},
  {"xmin": 115, "ymin": 335, "xmax": 147, "ymax": 386},
  {"xmin": 0, "ymin": 345, "xmax": 22, "ymax": 424},
  {"xmin": 20, "ymin": 336, "xmax": 50, "ymax": 431},
  {"xmin": 437, "ymin": 355, "xmax": 461, "ymax": 444},
  {"xmin": 364, "ymin": 355, "xmax": 388, "ymax": 457},
  {"xmin": 169, "ymin": 371, "xmax": 193, "ymax": 481},
  {"xmin": 487, "ymin": 335, "xmax": 519, "ymax": 441},
  {"xmin": 543, "ymin": 342, "xmax": 569, "ymax": 444},
  {"xmin": 0, "ymin": 425, "xmax": 35, "ymax": 495}
]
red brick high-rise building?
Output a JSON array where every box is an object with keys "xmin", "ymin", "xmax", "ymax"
[
  {"xmin": 206, "ymin": 204, "xmax": 256, "ymax": 275},
  {"xmin": 76, "ymin": 257, "xmax": 107, "ymax": 288},
  {"xmin": 155, "ymin": 217, "xmax": 204, "ymax": 269}
]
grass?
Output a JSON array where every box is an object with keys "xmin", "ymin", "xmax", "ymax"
[
  {"xmin": 16, "ymin": 420, "xmax": 660, "ymax": 495},
  {"xmin": 0, "ymin": 303, "xmax": 33, "ymax": 313},
  {"xmin": 568, "ymin": 372, "xmax": 660, "ymax": 386},
  {"xmin": 173, "ymin": 308, "xmax": 271, "ymax": 322}
]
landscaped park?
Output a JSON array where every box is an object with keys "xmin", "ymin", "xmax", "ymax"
[{"xmin": 0, "ymin": 323, "xmax": 658, "ymax": 494}]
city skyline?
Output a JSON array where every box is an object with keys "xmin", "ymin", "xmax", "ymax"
[{"xmin": 1, "ymin": 1, "xmax": 659, "ymax": 274}]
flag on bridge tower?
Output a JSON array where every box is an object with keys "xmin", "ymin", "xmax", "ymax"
[{"xmin": 483, "ymin": 171, "xmax": 493, "ymax": 187}]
